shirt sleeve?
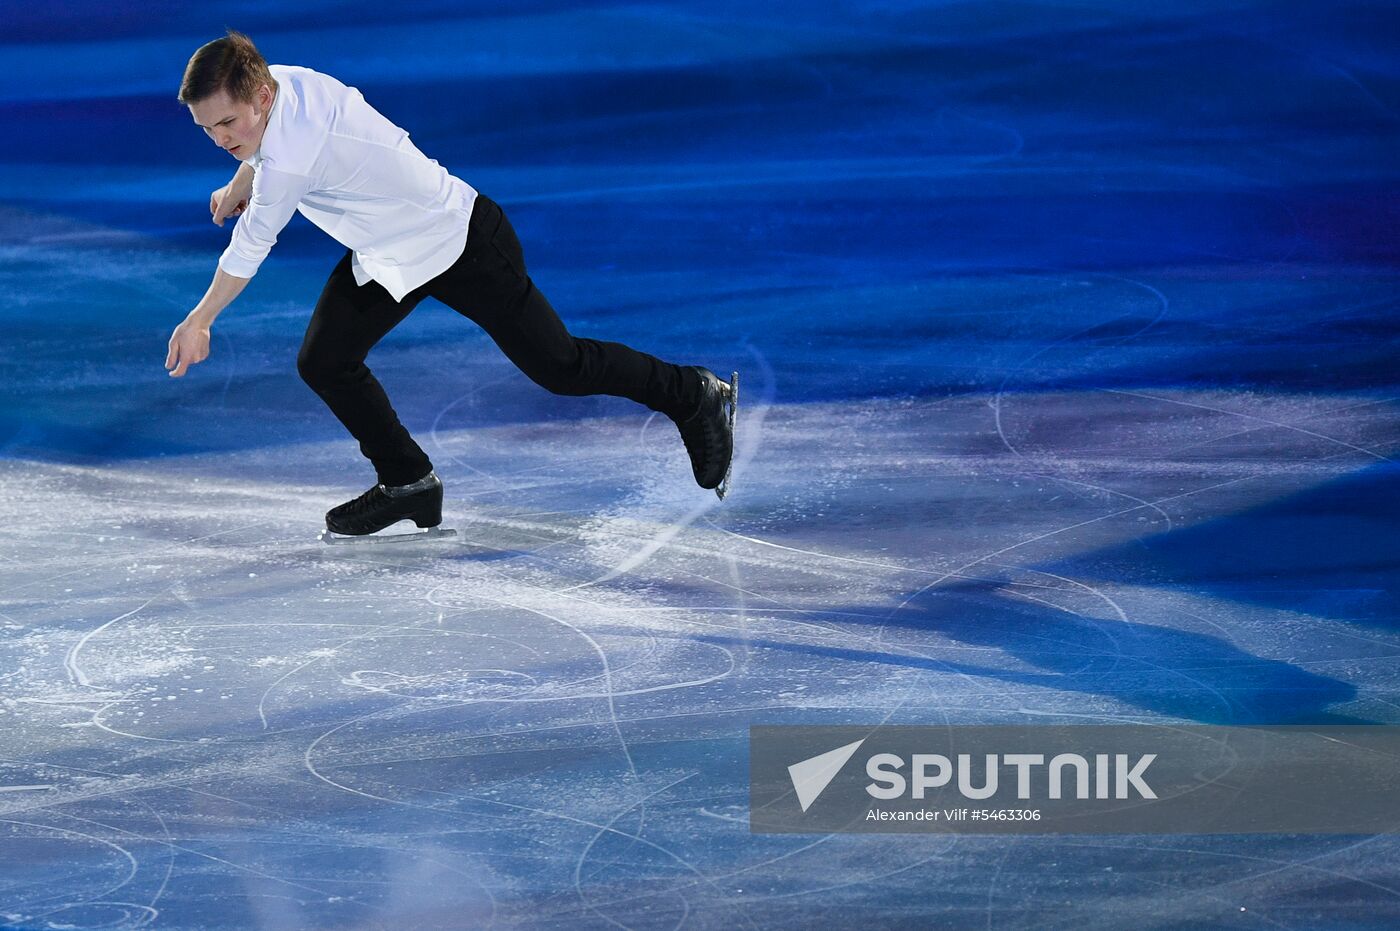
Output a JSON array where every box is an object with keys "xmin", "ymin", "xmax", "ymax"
[{"xmin": 217, "ymin": 165, "xmax": 314, "ymax": 279}]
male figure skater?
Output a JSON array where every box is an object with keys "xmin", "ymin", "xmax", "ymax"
[{"xmin": 165, "ymin": 30, "xmax": 737, "ymax": 538}]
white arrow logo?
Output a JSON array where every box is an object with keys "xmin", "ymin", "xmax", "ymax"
[{"xmin": 788, "ymin": 739, "xmax": 866, "ymax": 811}]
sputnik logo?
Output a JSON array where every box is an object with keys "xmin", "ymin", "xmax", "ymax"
[{"xmin": 788, "ymin": 739, "xmax": 865, "ymax": 811}]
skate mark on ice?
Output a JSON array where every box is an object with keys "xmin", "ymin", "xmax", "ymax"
[
  {"xmin": 159, "ymin": 783, "xmax": 500, "ymax": 924},
  {"xmin": 562, "ymin": 341, "xmax": 773, "ymax": 592},
  {"xmin": 44, "ymin": 807, "xmax": 336, "ymax": 899},
  {"xmin": 428, "ymin": 368, "xmax": 519, "ymax": 489},
  {"xmin": 991, "ymin": 560, "xmax": 1130, "ymax": 635},
  {"xmin": 472, "ymin": 591, "xmax": 637, "ymax": 779},
  {"xmin": 63, "ymin": 592, "xmax": 162, "ymax": 690},
  {"xmin": 1158, "ymin": 394, "xmax": 1400, "ymax": 459},
  {"xmin": 991, "ymin": 272, "xmax": 1169, "ymax": 456},
  {"xmin": 563, "ymin": 495, "xmax": 719, "ymax": 593},
  {"xmin": 300, "ymin": 713, "xmax": 729, "ymax": 900},
  {"xmin": 254, "ymin": 612, "xmax": 436, "ymax": 730},
  {"xmin": 55, "ymin": 587, "xmax": 202, "ymax": 744},
  {"xmin": 720, "ymin": 548, "xmax": 755, "ymax": 677},
  {"xmin": 1102, "ymin": 389, "xmax": 1396, "ymax": 462},
  {"xmin": 8, "ymin": 519, "xmax": 271, "ymax": 596},
  {"xmin": 91, "ymin": 701, "xmax": 193, "ymax": 745},
  {"xmin": 701, "ymin": 520, "xmax": 1064, "ymax": 591},
  {"xmin": 678, "ymin": 562, "xmax": 852, "ymax": 642},
  {"xmin": 1062, "ymin": 833, "xmax": 1400, "ymax": 907},
  {"xmin": 573, "ymin": 773, "xmax": 703, "ymax": 931},
  {"xmin": 299, "ymin": 559, "xmax": 739, "ymax": 701},
  {"xmin": 1025, "ymin": 469, "xmax": 1173, "ymax": 532},
  {"xmin": 880, "ymin": 437, "xmax": 1385, "ymax": 692},
  {"xmin": 0, "ymin": 818, "xmax": 140, "ymax": 925},
  {"xmin": 991, "ymin": 273, "xmax": 1172, "ymax": 527},
  {"xmin": 883, "ymin": 472, "xmax": 1268, "ymax": 632},
  {"xmin": 635, "ymin": 775, "xmax": 953, "ymax": 910},
  {"xmin": 491, "ymin": 791, "xmax": 734, "ymax": 925},
  {"xmin": 987, "ymin": 565, "xmax": 1245, "ymax": 721},
  {"xmin": 695, "ymin": 517, "xmax": 1065, "ymax": 716},
  {"xmin": 14, "ymin": 696, "xmax": 138, "ymax": 708}
]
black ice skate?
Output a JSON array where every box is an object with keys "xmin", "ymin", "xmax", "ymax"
[
  {"xmin": 318, "ymin": 471, "xmax": 457, "ymax": 545},
  {"xmin": 673, "ymin": 366, "xmax": 739, "ymax": 499}
]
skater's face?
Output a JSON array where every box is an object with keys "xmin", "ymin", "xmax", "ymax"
[{"xmin": 188, "ymin": 83, "xmax": 275, "ymax": 161}]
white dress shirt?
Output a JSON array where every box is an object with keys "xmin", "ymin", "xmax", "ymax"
[{"xmin": 218, "ymin": 64, "xmax": 478, "ymax": 302}]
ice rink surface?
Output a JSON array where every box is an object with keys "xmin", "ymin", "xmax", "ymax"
[{"xmin": 2, "ymin": 1, "xmax": 1399, "ymax": 928}]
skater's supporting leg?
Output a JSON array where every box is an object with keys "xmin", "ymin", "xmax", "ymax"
[
  {"xmin": 428, "ymin": 195, "xmax": 702, "ymax": 420},
  {"xmin": 298, "ymin": 251, "xmax": 434, "ymax": 486}
]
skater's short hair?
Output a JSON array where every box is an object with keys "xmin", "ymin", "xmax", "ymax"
[{"xmin": 178, "ymin": 29, "xmax": 276, "ymax": 106}]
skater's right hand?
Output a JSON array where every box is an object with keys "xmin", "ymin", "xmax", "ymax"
[
  {"xmin": 166, "ymin": 315, "xmax": 211, "ymax": 378},
  {"xmin": 210, "ymin": 183, "xmax": 248, "ymax": 227}
]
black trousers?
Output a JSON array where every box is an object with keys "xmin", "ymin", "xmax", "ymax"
[{"xmin": 297, "ymin": 194, "xmax": 700, "ymax": 486}]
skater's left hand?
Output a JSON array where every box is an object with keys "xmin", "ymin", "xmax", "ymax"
[{"xmin": 165, "ymin": 315, "xmax": 211, "ymax": 378}]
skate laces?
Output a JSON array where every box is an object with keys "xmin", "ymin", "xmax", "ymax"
[{"xmin": 342, "ymin": 485, "xmax": 389, "ymax": 517}]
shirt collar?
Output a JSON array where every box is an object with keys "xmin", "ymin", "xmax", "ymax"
[{"xmin": 245, "ymin": 79, "xmax": 284, "ymax": 167}]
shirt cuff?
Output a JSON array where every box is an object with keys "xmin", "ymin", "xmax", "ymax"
[{"xmin": 218, "ymin": 243, "xmax": 264, "ymax": 280}]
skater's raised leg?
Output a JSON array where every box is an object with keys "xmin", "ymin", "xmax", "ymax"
[
  {"xmin": 428, "ymin": 195, "xmax": 701, "ymax": 419},
  {"xmin": 426, "ymin": 194, "xmax": 736, "ymax": 491}
]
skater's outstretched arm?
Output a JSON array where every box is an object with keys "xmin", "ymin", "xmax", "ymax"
[
  {"xmin": 165, "ymin": 267, "xmax": 250, "ymax": 377},
  {"xmin": 169, "ymin": 165, "xmax": 310, "ymax": 378}
]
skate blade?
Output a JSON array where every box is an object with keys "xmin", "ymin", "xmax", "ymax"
[
  {"xmin": 319, "ymin": 525, "xmax": 458, "ymax": 546},
  {"xmin": 715, "ymin": 370, "xmax": 739, "ymax": 500}
]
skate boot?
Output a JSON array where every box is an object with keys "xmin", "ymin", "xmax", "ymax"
[
  {"xmin": 672, "ymin": 366, "xmax": 739, "ymax": 499},
  {"xmin": 321, "ymin": 471, "xmax": 455, "ymax": 543}
]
